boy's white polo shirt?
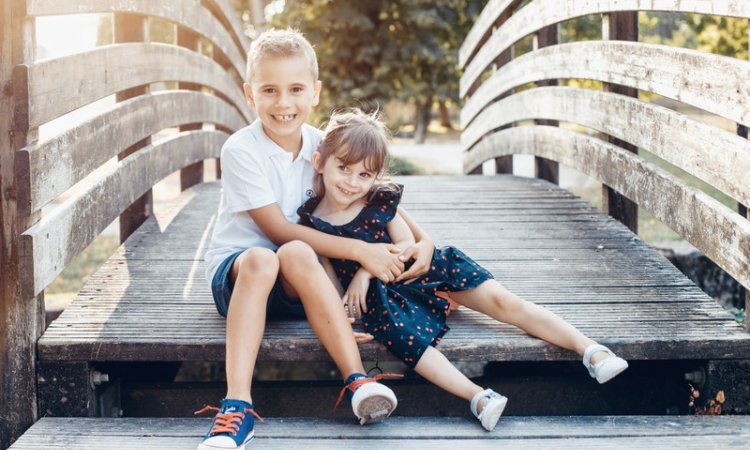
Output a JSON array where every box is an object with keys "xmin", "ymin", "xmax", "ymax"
[{"xmin": 204, "ymin": 118, "xmax": 322, "ymax": 284}]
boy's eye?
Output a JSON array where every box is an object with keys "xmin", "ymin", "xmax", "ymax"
[
  {"xmin": 292, "ymin": 86, "xmax": 304, "ymax": 93},
  {"xmin": 263, "ymin": 88, "xmax": 276, "ymax": 94}
]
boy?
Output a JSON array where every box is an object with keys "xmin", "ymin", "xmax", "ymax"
[{"xmin": 198, "ymin": 29, "xmax": 435, "ymax": 450}]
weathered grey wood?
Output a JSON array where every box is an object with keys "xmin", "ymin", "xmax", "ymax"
[
  {"xmin": 1, "ymin": 0, "xmax": 39, "ymax": 446},
  {"xmin": 601, "ymin": 11, "xmax": 639, "ymax": 233},
  {"xmin": 461, "ymin": 41, "xmax": 750, "ymax": 128},
  {"xmin": 21, "ymin": 131, "xmax": 229, "ymax": 297},
  {"xmin": 37, "ymin": 177, "xmax": 750, "ymax": 363},
  {"xmin": 466, "ymin": 128, "xmax": 750, "ymax": 291},
  {"xmin": 203, "ymin": 0, "xmax": 252, "ymax": 57},
  {"xmin": 20, "ymin": 91, "xmax": 245, "ymax": 215},
  {"xmin": 10, "ymin": 416, "xmax": 750, "ymax": 449},
  {"xmin": 459, "ymin": 0, "xmax": 517, "ymax": 68},
  {"xmin": 460, "ymin": 0, "xmax": 750, "ymax": 91},
  {"xmin": 114, "ymin": 13, "xmax": 154, "ymax": 246},
  {"xmin": 461, "ymin": 87, "xmax": 750, "ymax": 206},
  {"xmin": 21, "ymin": 43, "xmax": 250, "ymax": 128},
  {"xmin": 27, "ymin": 0, "xmax": 247, "ymax": 80}
]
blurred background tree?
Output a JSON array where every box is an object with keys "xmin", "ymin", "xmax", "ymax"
[
  {"xmin": 224, "ymin": 3, "xmax": 748, "ymax": 143},
  {"xmin": 257, "ymin": 0, "xmax": 484, "ymax": 143}
]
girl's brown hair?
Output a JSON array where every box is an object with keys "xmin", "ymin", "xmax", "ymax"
[{"xmin": 313, "ymin": 109, "xmax": 397, "ymax": 199}]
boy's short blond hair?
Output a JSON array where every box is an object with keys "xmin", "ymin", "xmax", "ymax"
[{"xmin": 246, "ymin": 28, "xmax": 318, "ymax": 82}]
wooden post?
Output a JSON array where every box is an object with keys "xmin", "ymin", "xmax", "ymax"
[
  {"xmin": 115, "ymin": 13, "xmax": 153, "ymax": 243},
  {"xmin": 534, "ymin": 24, "xmax": 560, "ymax": 185},
  {"xmin": 739, "ymin": 123, "xmax": 749, "ymax": 329},
  {"xmin": 601, "ymin": 12, "xmax": 638, "ymax": 233},
  {"xmin": 178, "ymin": 27, "xmax": 205, "ymax": 191},
  {"xmin": 1, "ymin": 0, "xmax": 42, "ymax": 446}
]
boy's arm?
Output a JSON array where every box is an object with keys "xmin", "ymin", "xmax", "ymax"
[
  {"xmin": 395, "ymin": 206, "xmax": 435, "ymax": 283},
  {"xmin": 248, "ymin": 204, "xmax": 404, "ymax": 282}
]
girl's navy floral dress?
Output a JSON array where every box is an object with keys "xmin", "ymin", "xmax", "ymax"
[{"xmin": 297, "ymin": 185, "xmax": 493, "ymax": 368}]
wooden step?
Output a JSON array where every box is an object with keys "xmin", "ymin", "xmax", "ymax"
[
  {"xmin": 10, "ymin": 416, "xmax": 750, "ymax": 449},
  {"xmin": 38, "ymin": 176, "xmax": 750, "ymax": 364}
]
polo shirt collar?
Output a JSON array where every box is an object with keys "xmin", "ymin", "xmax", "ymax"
[{"xmin": 250, "ymin": 119, "xmax": 314, "ymax": 161}]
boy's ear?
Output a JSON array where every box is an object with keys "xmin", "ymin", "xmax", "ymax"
[
  {"xmin": 243, "ymin": 83, "xmax": 256, "ymax": 109},
  {"xmin": 312, "ymin": 150, "xmax": 322, "ymax": 171},
  {"xmin": 312, "ymin": 80, "xmax": 322, "ymax": 107}
]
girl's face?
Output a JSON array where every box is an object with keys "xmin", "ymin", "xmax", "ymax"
[{"xmin": 314, "ymin": 151, "xmax": 379, "ymax": 210}]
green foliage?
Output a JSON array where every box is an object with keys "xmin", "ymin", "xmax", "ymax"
[
  {"xmin": 639, "ymin": 12, "xmax": 748, "ymax": 59},
  {"xmin": 388, "ymin": 155, "xmax": 422, "ymax": 176},
  {"xmin": 268, "ymin": 0, "xmax": 484, "ymax": 124}
]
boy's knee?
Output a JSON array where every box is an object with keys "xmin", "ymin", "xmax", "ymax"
[
  {"xmin": 277, "ymin": 240, "xmax": 318, "ymax": 270},
  {"xmin": 235, "ymin": 247, "xmax": 279, "ymax": 279}
]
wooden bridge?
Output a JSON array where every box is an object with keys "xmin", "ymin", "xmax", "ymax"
[{"xmin": 2, "ymin": 1, "xmax": 749, "ymax": 448}]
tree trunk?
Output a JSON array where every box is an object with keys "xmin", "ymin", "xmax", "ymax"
[
  {"xmin": 413, "ymin": 95, "xmax": 433, "ymax": 145},
  {"xmin": 438, "ymin": 100, "xmax": 452, "ymax": 129}
]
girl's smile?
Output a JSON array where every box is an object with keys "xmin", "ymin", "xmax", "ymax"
[{"xmin": 314, "ymin": 153, "xmax": 378, "ymax": 212}]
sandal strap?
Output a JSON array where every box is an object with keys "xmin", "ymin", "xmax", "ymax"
[
  {"xmin": 582, "ymin": 344, "xmax": 615, "ymax": 376},
  {"xmin": 470, "ymin": 388, "xmax": 499, "ymax": 419}
]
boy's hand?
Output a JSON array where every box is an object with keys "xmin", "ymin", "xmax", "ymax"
[
  {"xmin": 396, "ymin": 239, "xmax": 435, "ymax": 283},
  {"xmin": 342, "ymin": 270, "xmax": 371, "ymax": 319},
  {"xmin": 357, "ymin": 242, "xmax": 404, "ymax": 282}
]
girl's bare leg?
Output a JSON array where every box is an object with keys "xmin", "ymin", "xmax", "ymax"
[
  {"xmin": 277, "ymin": 240, "xmax": 367, "ymax": 378},
  {"xmin": 448, "ymin": 280, "xmax": 610, "ymax": 365},
  {"xmin": 414, "ymin": 347, "xmax": 483, "ymax": 400},
  {"xmin": 225, "ymin": 248, "xmax": 279, "ymax": 403}
]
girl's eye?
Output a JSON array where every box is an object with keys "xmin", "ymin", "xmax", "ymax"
[
  {"xmin": 338, "ymin": 165, "xmax": 349, "ymax": 172},
  {"xmin": 360, "ymin": 172, "xmax": 372, "ymax": 179}
]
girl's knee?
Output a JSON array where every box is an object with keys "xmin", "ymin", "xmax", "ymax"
[{"xmin": 235, "ymin": 247, "xmax": 279, "ymax": 280}]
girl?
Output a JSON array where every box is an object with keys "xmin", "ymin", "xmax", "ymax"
[{"xmin": 298, "ymin": 109, "xmax": 628, "ymax": 432}]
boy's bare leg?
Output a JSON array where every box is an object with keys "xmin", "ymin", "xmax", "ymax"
[
  {"xmin": 277, "ymin": 240, "xmax": 367, "ymax": 377},
  {"xmin": 225, "ymin": 248, "xmax": 280, "ymax": 403}
]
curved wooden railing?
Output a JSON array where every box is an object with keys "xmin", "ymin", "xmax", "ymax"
[
  {"xmin": 459, "ymin": 1, "xmax": 750, "ymax": 306},
  {"xmin": 1, "ymin": 0, "xmax": 250, "ymax": 444}
]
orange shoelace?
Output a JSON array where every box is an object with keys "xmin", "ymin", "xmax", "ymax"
[
  {"xmin": 334, "ymin": 373, "xmax": 404, "ymax": 411},
  {"xmin": 194, "ymin": 405, "xmax": 264, "ymax": 436}
]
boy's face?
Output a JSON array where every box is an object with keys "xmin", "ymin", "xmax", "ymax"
[{"xmin": 244, "ymin": 55, "xmax": 321, "ymax": 152}]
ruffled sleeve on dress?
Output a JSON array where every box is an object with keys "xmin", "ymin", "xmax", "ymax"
[
  {"xmin": 297, "ymin": 196, "xmax": 321, "ymax": 228},
  {"xmin": 362, "ymin": 184, "xmax": 403, "ymax": 225}
]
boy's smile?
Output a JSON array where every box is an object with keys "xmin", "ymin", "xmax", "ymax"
[{"xmin": 244, "ymin": 55, "xmax": 321, "ymax": 153}]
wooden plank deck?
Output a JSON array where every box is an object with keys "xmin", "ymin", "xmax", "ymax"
[
  {"xmin": 38, "ymin": 176, "xmax": 750, "ymax": 363},
  {"xmin": 10, "ymin": 416, "xmax": 750, "ymax": 449}
]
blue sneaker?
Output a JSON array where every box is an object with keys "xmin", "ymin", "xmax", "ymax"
[
  {"xmin": 335, "ymin": 372, "xmax": 401, "ymax": 425},
  {"xmin": 195, "ymin": 399, "xmax": 262, "ymax": 449}
]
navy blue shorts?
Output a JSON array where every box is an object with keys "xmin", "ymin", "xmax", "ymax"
[{"xmin": 210, "ymin": 250, "xmax": 306, "ymax": 320}]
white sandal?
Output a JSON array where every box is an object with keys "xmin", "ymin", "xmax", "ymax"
[
  {"xmin": 582, "ymin": 344, "xmax": 629, "ymax": 384},
  {"xmin": 470, "ymin": 388, "xmax": 507, "ymax": 431}
]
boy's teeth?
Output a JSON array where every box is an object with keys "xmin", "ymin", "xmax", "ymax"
[{"xmin": 276, "ymin": 114, "xmax": 294, "ymax": 121}]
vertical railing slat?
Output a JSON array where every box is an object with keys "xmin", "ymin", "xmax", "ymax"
[
  {"xmin": 601, "ymin": 12, "xmax": 639, "ymax": 233},
  {"xmin": 115, "ymin": 13, "xmax": 154, "ymax": 243},
  {"xmin": 1, "ymin": 0, "xmax": 41, "ymax": 447},
  {"xmin": 534, "ymin": 24, "xmax": 560, "ymax": 185}
]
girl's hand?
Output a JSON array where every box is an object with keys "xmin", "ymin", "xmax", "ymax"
[
  {"xmin": 396, "ymin": 239, "xmax": 435, "ymax": 283},
  {"xmin": 342, "ymin": 270, "xmax": 371, "ymax": 319},
  {"xmin": 357, "ymin": 242, "xmax": 404, "ymax": 283}
]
